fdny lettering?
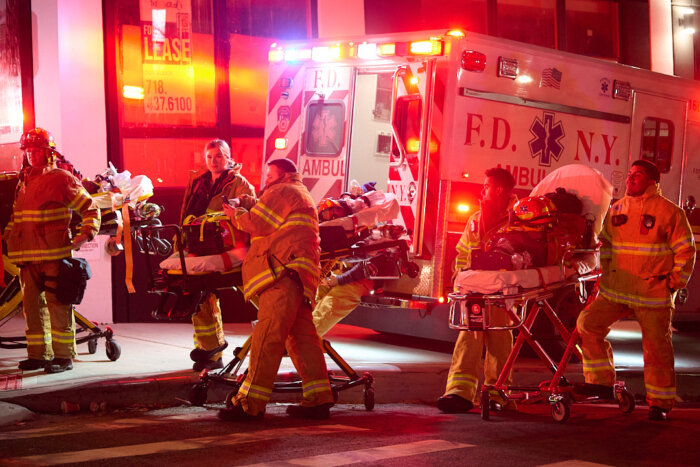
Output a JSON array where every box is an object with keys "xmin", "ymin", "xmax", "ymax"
[
  {"xmin": 301, "ymin": 158, "xmax": 345, "ymax": 177},
  {"xmin": 574, "ymin": 131, "xmax": 619, "ymax": 166},
  {"xmin": 387, "ymin": 182, "xmax": 410, "ymax": 203},
  {"xmin": 497, "ymin": 164, "xmax": 547, "ymax": 189},
  {"xmin": 313, "ymin": 69, "xmax": 340, "ymax": 90},
  {"xmin": 142, "ymin": 35, "xmax": 192, "ymax": 64},
  {"xmin": 464, "ymin": 113, "xmax": 513, "ymax": 151}
]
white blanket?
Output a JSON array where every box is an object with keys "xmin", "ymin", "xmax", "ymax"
[
  {"xmin": 159, "ymin": 247, "xmax": 247, "ymax": 273},
  {"xmin": 454, "ymin": 266, "xmax": 566, "ymax": 294}
]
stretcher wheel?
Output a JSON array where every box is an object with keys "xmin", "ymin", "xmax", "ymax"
[
  {"xmin": 87, "ymin": 338, "xmax": 98, "ymax": 354},
  {"xmin": 551, "ymin": 400, "xmax": 570, "ymax": 423},
  {"xmin": 105, "ymin": 339, "xmax": 121, "ymax": 361},
  {"xmin": 225, "ymin": 386, "xmax": 240, "ymax": 409},
  {"xmin": 480, "ymin": 390, "xmax": 490, "ymax": 420},
  {"xmin": 364, "ymin": 387, "xmax": 375, "ymax": 411},
  {"xmin": 617, "ymin": 388, "xmax": 636, "ymax": 413},
  {"xmin": 405, "ymin": 262, "xmax": 420, "ymax": 279},
  {"xmin": 189, "ymin": 384, "xmax": 208, "ymax": 406}
]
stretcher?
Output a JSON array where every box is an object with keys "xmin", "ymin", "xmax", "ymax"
[
  {"xmin": 135, "ymin": 220, "xmax": 419, "ymax": 410},
  {"xmin": 447, "ymin": 249, "xmax": 636, "ymax": 423},
  {"xmin": 0, "ymin": 170, "xmax": 168, "ymax": 362}
]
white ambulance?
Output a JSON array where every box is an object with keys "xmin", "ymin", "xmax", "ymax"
[{"xmin": 263, "ymin": 29, "xmax": 700, "ymax": 340}]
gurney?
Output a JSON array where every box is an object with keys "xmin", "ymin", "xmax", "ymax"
[
  {"xmin": 447, "ymin": 164, "xmax": 635, "ymax": 422},
  {"xmin": 0, "ymin": 168, "xmax": 168, "ymax": 361}
]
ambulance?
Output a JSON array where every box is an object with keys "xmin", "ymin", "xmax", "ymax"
[{"xmin": 263, "ymin": 29, "xmax": 700, "ymax": 340}]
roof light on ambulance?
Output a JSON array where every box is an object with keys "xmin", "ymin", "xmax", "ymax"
[
  {"xmin": 457, "ymin": 204, "xmax": 470, "ymax": 213},
  {"xmin": 269, "ymin": 48, "xmax": 284, "ymax": 62},
  {"xmin": 409, "ymin": 40, "xmax": 444, "ymax": 56},
  {"xmin": 358, "ymin": 43, "xmax": 378, "ymax": 60},
  {"xmin": 378, "ymin": 43, "xmax": 396, "ymax": 56},
  {"xmin": 447, "ymin": 29, "xmax": 465, "ymax": 37},
  {"xmin": 312, "ymin": 45, "xmax": 342, "ymax": 61}
]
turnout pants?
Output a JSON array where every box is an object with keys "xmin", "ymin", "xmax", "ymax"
[
  {"xmin": 312, "ymin": 279, "xmax": 372, "ymax": 337},
  {"xmin": 234, "ymin": 276, "xmax": 333, "ymax": 416},
  {"xmin": 20, "ymin": 261, "xmax": 76, "ymax": 360},
  {"xmin": 577, "ymin": 296, "xmax": 675, "ymax": 411},
  {"xmin": 191, "ymin": 293, "xmax": 226, "ymax": 360},
  {"xmin": 443, "ymin": 306, "xmax": 513, "ymax": 403}
]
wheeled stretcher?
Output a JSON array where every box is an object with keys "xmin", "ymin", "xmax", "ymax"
[
  {"xmin": 448, "ymin": 250, "xmax": 636, "ymax": 423},
  {"xmin": 136, "ymin": 224, "xmax": 419, "ymax": 410}
]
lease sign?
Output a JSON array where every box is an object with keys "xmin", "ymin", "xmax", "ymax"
[{"xmin": 139, "ymin": 0, "xmax": 194, "ymax": 114}]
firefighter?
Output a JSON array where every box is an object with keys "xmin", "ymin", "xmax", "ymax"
[
  {"xmin": 180, "ymin": 139, "xmax": 256, "ymax": 371},
  {"xmin": 218, "ymin": 158, "xmax": 334, "ymax": 420},
  {"xmin": 4, "ymin": 128, "xmax": 100, "ymax": 373},
  {"xmin": 576, "ymin": 160, "xmax": 695, "ymax": 421},
  {"xmin": 438, "ymin": 167, "xmax": 517, "ymax": 413}
]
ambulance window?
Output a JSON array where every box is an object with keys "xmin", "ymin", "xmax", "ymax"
[
  {"xmin": 304, "ymin": 101, "xmax": 346, "ymax": 156},
  {"xmin": 392, "ymin": 95, "xmax": 422, "ymax": 157},
  {"xmin": 641, "ymin": 118, "xmax": 673, "ymax": 173}
]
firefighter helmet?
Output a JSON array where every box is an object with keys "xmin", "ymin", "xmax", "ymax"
[
  {"xmin": 318, "ymin": 198, "xmax": 343, "ymax": 222},
  {"xmin": 19, "ymin": 128, "xmax": 56, "ymax": 150},
  {"xmin": 512, "ymin": 196, "xmax": 556, "ymax": 225}
]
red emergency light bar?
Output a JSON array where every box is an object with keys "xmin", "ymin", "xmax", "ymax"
[{"xmin": 269, "ymin": 39, "xmax": 445, "ymax": 63}]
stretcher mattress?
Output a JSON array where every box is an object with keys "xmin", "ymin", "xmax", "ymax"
[
  {"xmin": 159, "ymin": 247, "xmax": 247, "ymax": 273},
  {"xmin": 455, "ymin": 266, "xmax": 569, "ymax": 294}
]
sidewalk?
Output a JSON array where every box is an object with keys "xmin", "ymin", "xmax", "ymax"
[{"xmin": 1, "ymin": 314, "xmax": 698, "ymax": 425}]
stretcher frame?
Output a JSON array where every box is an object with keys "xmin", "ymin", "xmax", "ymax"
[
  {"xmin": 447, "ymin": 250, "xmax": 636, "ymax": 423},
  {"xmin": 136, "ymin": 224, "xmax": 399, "ymax": 410}
]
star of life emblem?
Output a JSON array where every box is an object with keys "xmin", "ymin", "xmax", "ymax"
[{"xmin": 528, "ymin": 112, "xmax": 565, "ymax": 166}]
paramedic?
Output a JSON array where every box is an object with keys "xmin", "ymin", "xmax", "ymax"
[
  {"xmin": 218, "ymin": 158, "xmax": 334, "ymax": 420},
  {"xmin": 438, "ymin": 167, "xmax": 517, "ymax": 413},
  {"xmin": 576, "ymin": 160, "xmax": 695, "ymax": 421},
  {"xmin": 180, "ymin": 139, "xmax": 256, "ymax": 371},
  {"xmin": 313, "ymin": 262, "xmax": 372, "ymax": 336},
  {"xmin": 5, "ymin": 128, "xmax": 100, "ymax": 373}
]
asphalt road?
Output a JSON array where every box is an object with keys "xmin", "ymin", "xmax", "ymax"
[{"xmin": 2, "ymin": 402, "xmax": 699, "ymax": 466}]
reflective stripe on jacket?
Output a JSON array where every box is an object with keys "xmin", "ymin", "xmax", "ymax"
[
  {"xmin": 599, "ymin": 184, "xmax": 695, "ymax": 308},
  {"xmin": 229, "ymin": 172, "xmax": 321, "ymax": 303},
  {"xmin": 5, "ymin": 166, "xmax": 100, "ymax": 264}
]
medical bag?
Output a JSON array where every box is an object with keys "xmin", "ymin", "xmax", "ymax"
[
  {"xmin": 183, "ymin": 213, "xmax": 246, "ymax": 256},
  {"xmin": 42, "ymin": 257, "xmax": 92, "ymax": 305}
]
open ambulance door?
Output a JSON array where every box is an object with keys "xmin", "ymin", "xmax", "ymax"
[
  {"xmin": 630, "ymin": 91, "xmax": 687, "ymax": 204},
  {"xmin": 345, "ymin": 62, "xmax": 432, "ymax": 255}
]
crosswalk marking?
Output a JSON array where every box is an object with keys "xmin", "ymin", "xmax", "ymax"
[
  {"xmin": 240, "ymin": 439, "xmax": 474, "ymax": 466},
  {"xmin": 0, "ymin": 412, "xmax": 213, "ymax": 440},
  {"xmin": 9, "ymin": 425, "xmax": 368, "ymax": 465}
]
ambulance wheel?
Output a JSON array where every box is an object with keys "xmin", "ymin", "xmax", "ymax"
[
  {"xmin": 87, "ymin": 338, "xmax": 98, "ymax": 354},
  {"xmin": 189, "ymin": 384, "xmax": 208, "ymax": 406},
  {"xmin": 225, "ymin": 385, "xmax": 240, "ymax": 408},
  {"xmin": 551, "ymin": 400, "xmax": 570, "ymax": 423},
  {"xmin": 617, "ymin": 388, "xmax": 636, "ymax": 414},
  {"xmin": 480, "ymin": 390, "xmax": 490, "ymax": 420},
  {"xmin": 364, "ymin": 387, "xmax": 375, "ymax": 411},
  {"xmin": 105, "ymin": 339, "xmax": 121, "ymax": 361}
]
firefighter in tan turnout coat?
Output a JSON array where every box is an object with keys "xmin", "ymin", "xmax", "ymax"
[
  {"xmin": 577, "ymin": 159, "xmax": 695, "ymax": 421},
  {"xmin": 218, "ymin": 158, "xmax": 334, "ymax": 421}
]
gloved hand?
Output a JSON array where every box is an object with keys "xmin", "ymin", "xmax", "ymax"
[{"xmin": 72, "ymin": 234, "xmax": 89, "ymax": 250}]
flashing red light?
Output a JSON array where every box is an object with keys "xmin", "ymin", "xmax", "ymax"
[
  {"xmin": 461, "ymin": 50, "xmax": 486, "ymax": 72},
  {"xmin": 438, "ymin": 296, "xmax": 446, "ymax": 304}
]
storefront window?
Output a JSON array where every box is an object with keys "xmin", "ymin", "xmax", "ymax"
[
  {"xmin": 565, "ymin": 0, "xmax": 619, "ymax": 59},
  {"xmin": 497, "ymin": 0, "xmax": 556, "ymax": 49},
  {"xmin": 0, "ymin": 0, "xmax": 26, "ymax": 171}
]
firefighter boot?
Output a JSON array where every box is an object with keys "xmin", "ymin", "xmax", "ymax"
[
  {"xmin": 437, "ymin": 394, "xmax": 475, "ymax": 413},
  {"xmin": 217, "ymin": 404, "xmax": 262, "ymax": 422},
  {"xmin": 44, "ymin": 358, "xmax": 73, "ymax": 374},
  {"xmin": 286, "ymin": 402, "xmax": 333, "ymax": 420},
  {"xmin": 18, "ymin": 358, "xmax": 52, "ymax": 371},
  {"xmin": 649, "ymin": 406, "xmax": 669, "ymax": 421}
]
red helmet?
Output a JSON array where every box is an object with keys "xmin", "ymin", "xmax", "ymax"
[
  {"xmin": 318, "ymin": 198, "xmax": 346, "ymax": 222},
  {"xmin": 19, "ymin": 128, "xmax": 56, "ymax": 150},
  {"xmin": 512, "ymin": 196, "xmax": 556, "ymax": 225}
]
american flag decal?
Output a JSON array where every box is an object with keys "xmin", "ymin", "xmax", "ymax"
[{"xmin": 540, "ymin": 67, "xmax": 562, "ymax": 89}]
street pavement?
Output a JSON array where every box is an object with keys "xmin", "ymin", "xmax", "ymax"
[{"xmin": 1, "ymin": 313, "xmax": 699, "ymax": 426}]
